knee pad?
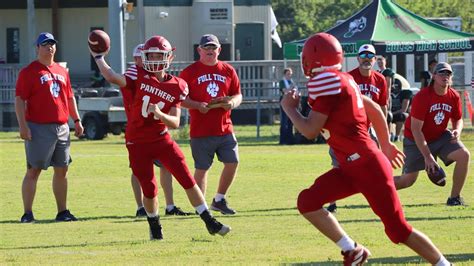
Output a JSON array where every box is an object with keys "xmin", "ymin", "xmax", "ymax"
[
  {"xmin": 383, "ymin": 214, "xmax": 412, "ymax": 243},
  {"xmin": 139, "ymin": 177, "xmax": 158, "ymax": 198},
  {"xmin": 297, "ymin": 189, "xmax": 323, "ymax": 214}
]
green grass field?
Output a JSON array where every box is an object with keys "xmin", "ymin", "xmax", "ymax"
[{"xmin": 1, "ymin": 125, "xmax": 473, "ymax": 265}]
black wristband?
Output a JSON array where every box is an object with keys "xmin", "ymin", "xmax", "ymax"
[
  {"xmin": 74, "ymin": 119, "xmax": 81, "ymax": 123},
  {"xmin": 94, "ymin": 55, "xmax": 104, "ymax": 60}
]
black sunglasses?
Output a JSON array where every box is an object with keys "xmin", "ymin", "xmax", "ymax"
[
  {"xmin": 436, "ymin": 70, "xmax": 452, "ymax": 77},
  {"xmin": 40, "ymin": 41, "xmax": 56, "ymax": 46},
  {"xmin": 359, "ymin": 53, "xmax": 375, "ymax": 59}
]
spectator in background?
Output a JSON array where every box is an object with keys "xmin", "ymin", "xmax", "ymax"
[
  {"xmin": 180, "ymin": 34, "xmax": 242, "ymax": 215},
  {"xmin": 15, "ymin": 32, "xmax": 84, "ymax": 223},
  {"xmin": 278, "ymin": 67, "xmax": 296, "ymax": 145},
  {"xmin": 420, "ymin": 59, "xmax": 438, "ymax": 88},
  {"xmin": 388, "ymin": 78, "xmax": 413, "ymax": 141},
  {"xmin": 394, "ymin": 62, "xmax": 470, "ymax": 206},
  {"xmin": 125, "ymin": 44, "xmax": 190, "ymax": 217}
]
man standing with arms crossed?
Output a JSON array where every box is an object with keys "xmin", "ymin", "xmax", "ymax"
[
  {"xmin": 16, "ymin": 32, "xmax": 84, "ymax": 223},
  {"xmin": 180, "ymin": 34, "xmax": 242, "ymax": 215}
]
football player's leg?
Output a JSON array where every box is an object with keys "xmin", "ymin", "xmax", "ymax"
[{"xmin": 297, "ymin": 168, "xmax": 357, "ymax": 243}]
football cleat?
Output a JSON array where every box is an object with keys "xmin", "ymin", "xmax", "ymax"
[
  {"xmin": 136, "ymin": 207, "xmax": 147, "ymax": 217},
  {"xmin": 147, "ymin": 216, "xmax": 163, "ymax": 240},
  {"xmin": 199, "ymin": 210, "xmax": 231, "ymax": 236},
  {"xmin": 342, "ymin": 243, "xmax": 371, "ymax": 266},
  {"xmin": 326, "ymin": 203, "xmax": 337, "ymax": 213}
]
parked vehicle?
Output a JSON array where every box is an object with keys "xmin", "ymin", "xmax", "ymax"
[{"xmin": 70, "ymin": 87, "xmax": 127, "ymax": 140}]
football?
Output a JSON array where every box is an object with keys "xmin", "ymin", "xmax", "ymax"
[
  {"xmin": 88, "ymin": 30, "xmax": 110, "ymax": 53},
  {"xmin": 426, "ymin": 166, "xmax": 446, "ymax": 187}
]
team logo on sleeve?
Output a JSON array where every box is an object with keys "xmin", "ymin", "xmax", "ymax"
[
  {"xmin": 50, "ymin": 82, "xmax": 60, "ymax": 98},
  {"xmin": 207, "ymin": 82, "xmax": 219, "ymax": 97}
]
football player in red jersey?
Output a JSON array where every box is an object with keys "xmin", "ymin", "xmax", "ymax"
[
  {"xmin": 327, "ymin": 44, "xmax": 388, "ymax": 213},
  {"xmin": 281, "ymin": 33, "xmax": 450, "ymax": 266},
  {"xmin": 90, "ymin": 35, "xmax": 230, "ymax": 240},
  {"xmin": 125, "ymin": 44, "xmax": 191, "ymax": 217},
  {"xmin": 394, "ymin": 62, "xmax": 470, "ymax": 206},
  {"xmin": 180, "ymin": 34, "xmax": 242, "ymax": 215}
]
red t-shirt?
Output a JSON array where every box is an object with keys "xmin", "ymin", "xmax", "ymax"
[
  {"xmin": 15, "ymin": 61, "xmax": 73, "ymax": 124},
  {"xmin": 123, "ymin": 67, "xmax": 188, "ymax": 143},
  {"xmin": 179, "ymin": 61, "xmax": 241, "ymax": 138},
  {"xmin": 404, "ymin": 86, "xmax": 462, "ymax": 142},
  {"xmin": 348, "ymin": 68, "xmax": 388, "ymax": 107},
  {"xmin": 307, "ymin": 70, "xmax": 379, "ymax": 165}
]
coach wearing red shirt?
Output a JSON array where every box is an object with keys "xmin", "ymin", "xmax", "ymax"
[
  {"xmin": 394, "ymin": 62, "xmax": 470, "ymax": 206},
  {"xmin": 180, "ymin": 34, "xmax": 242, "ymax": 215},
  {"xmin": 15, "ymin": 32, "xmax": 83, "ymax": 223}
]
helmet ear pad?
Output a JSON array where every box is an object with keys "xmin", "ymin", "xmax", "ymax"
[{"xmin": 301, "ymin": 33, "xmax": 343, "ymax": 77}]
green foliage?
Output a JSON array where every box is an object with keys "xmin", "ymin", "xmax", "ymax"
[
  {"xmin": 272, "ymin": 0, "xmax": 473, "ymax": 56},
  {"xmin": 1, "ymin": 126, "xmax": 474, "ymax": 264}
]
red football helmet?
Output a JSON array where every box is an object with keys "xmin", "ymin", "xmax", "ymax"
[
  {"xmin": 301, "ymin": 33, "xmax": 343, "ymax": 77},
  {"xmin": 141, "ymin": 36, "xmax": 175, "ymax": 72}
]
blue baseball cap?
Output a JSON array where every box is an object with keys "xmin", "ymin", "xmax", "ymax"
[{"xmin": 36, "ymin": 32, "xmax": 57, "ymax": 46}]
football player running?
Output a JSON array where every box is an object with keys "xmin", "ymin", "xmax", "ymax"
[
  {"xmin": 280, "ymin": 32, "xmax": 450, "ymax": 266},
  {"xmin": 90, "ymin": 35, "xmax": 230, "ymax": 240}
]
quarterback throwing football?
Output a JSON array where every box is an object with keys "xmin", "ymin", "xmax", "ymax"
[{"xmin": 90, "ymin": 35, "xmax": 230, "ymax": 240}]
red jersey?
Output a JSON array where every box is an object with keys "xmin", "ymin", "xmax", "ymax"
[
  {"xmin": 15, "ymin": 60, "xmax": 73, "ymax": 124},
  {"xmin": 124, "ymin": 67, "xmax": 188, "ymax": 144},
  {"xmin": 404, "ymin": 85, "xmax": 462, "ymax": 142},
  {"xmin": 179, "ymin": 61, "xmax": 241, "ymax": 138},
  {"xmin": 121, "ymin": 64, "xmax": 139, "ymax": 118},
  {"xmin": 348, "ymin": 68, "xmax": 388, "ymax": 107},
  {"xmin": 307, "ymin": 70, "xmax": 379, "ymax": 165}
]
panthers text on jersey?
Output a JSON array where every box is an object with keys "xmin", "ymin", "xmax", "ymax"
[
  {"xmin": 404, "ymin": 85, "xmax": 462, "ymax": 142},
  {"xmin": 307, "ymin": 70, "xmax": 379, "ymax": 165},
  {"xmin": 179, "ymin": 60, "xmax": 241, "ymax": 138},
  {"xmin": 16, "ymin": 61, "xmax": 73, "ymax": 124},
  {"xmin": 123, "ymin": 67, "xmax": 188, "ymax": 143},
  {"xmin": 348, "ymin": 67, "xmax": 388, "ymax": 107}
]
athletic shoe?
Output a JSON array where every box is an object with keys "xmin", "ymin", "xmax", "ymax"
[
  {"xmin": 55, "ymin": 210, "xmax": 78, "ymax": 222},
  {"xmin": 147, "ymin": 216, "xmax": 163, "ymax": 240},
  {"xmin": 199, "ymin": 210, "xmax": 231, "ymax": 236},
  {"xmin": 446, "ymin": 196, "xmax": 466, "ymax": 206},
  {"xmin": 136, "ymin": 207, "xmax": 147, "ymax": 217},
  {"xmin": 165, "ymin": 206, "xmax": 191, "ymax": 216},
  {"xmin": 211, "ymin": 198, "xmax": 236, "ymax": 215},
  {"xmin": 341, "ymin": 243, "xmax": 371, "ymax": 266},
  {"xmin": 20, "ymin": 211, "xmax": 35, "ymax": 223},
  {"xmin": 326, "ymin": 203, "xmax": 337, "ymax": 213}
]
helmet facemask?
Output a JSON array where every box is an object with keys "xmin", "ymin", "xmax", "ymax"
[{"xmin": 141, "ymin": 49, "xmax": 172, "ymax": 73}]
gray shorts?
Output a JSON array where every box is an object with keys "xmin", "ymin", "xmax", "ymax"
[
  {"xmin": 190, "ymin": 133, "xmax": 239, "ymax": 170},
  {"xmin": 25, "ymin": 122, "xmax": 71, "ymax": 170},
  {"xmin": 402, "ymin": 130, "xmax": 464, "ymax": 174}
]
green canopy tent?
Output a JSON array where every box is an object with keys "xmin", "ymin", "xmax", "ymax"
[{"xmin": 283, "ymin": 0, "xmax": 474, "ymax": 59}]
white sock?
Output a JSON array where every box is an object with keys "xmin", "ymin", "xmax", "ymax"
[
  {"xmin": 214, "ymin": 193, "xmax": 225, "ymax": 202},
  {"xmin": 137, "ymin": 205, "xmax": 144, "ymax": 210},
  {"xmin": 435, "ymin": 255, "xmax": 450, "ymax": 266},
  {"xmin": 195, "ymin": 203, "xmax": 208, "ymax": 215},
  {"xmin": 166, "ymin": 205, "xmax": 175, "ymax": 211},
  {"xmin": 336, "ymin": 235, "xmax": 356, "ymax": 252},
  {"xmin": 146, "ymin": 210, "xmax": 158, "ymax": 218}
]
